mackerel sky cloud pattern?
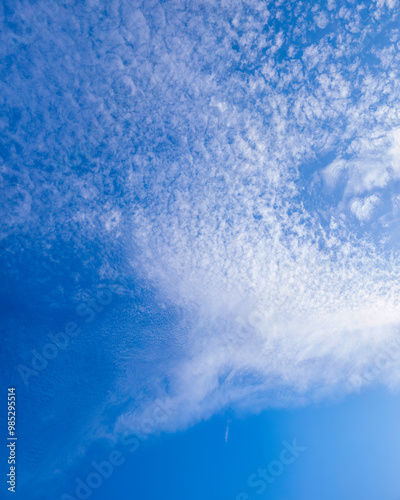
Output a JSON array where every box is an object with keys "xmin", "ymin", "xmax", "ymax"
[{"xmin": 2, "ymin": 0, "xmax": 400, "ymax": 480}]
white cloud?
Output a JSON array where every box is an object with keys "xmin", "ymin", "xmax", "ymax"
[
  {"xmin": 115, "ymin": 139, "xmax": 400, "ymax": 433},
  {"xmin": 321, "ymin": 159, "xmax": 347, "ymax": 188},
  {"xmin": 350, "ymin": 195, "xmax": 380, "ymax": 221},
  {"xmin": 314, "ymin": 11, "xmax": 329, "ymax": 29},
  {"xmin": 322, "ymin": 129, "xmax": 400, "ymax": 212}
]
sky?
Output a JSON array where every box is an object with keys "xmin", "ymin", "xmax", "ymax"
[{"xmin": 1, "ymin": 0, "xmax": 400, "ymax": 498}]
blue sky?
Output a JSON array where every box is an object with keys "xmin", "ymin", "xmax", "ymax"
[
  {"xmin": 2, "ymin": 0, "xmax": 400, "ymax": 498},
  {"xmin": 69, "ymin": 388, "xmax": 400, "ymax": 500}
]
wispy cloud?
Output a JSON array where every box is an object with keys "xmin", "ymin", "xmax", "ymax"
[{"xmin": 225, "ymin": 420, "xmax": 230, "ymax": 445}]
